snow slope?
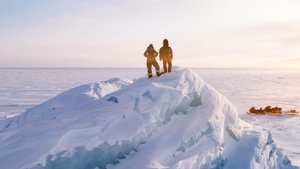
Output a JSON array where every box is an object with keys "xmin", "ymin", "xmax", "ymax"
[{"xmin": 0, "ymin": 68, "xmax": 297, "ymax": 169}]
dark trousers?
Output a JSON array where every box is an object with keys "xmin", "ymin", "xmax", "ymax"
[
  {"xmin": 147, "ymin": 61, "xmax": 160, "ymax": 77},
  {"xmin": 163, "ymin": 60, "xmax": 172, "ymax": 73}
]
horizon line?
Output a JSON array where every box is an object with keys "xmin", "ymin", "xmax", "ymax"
[
  {"xmin": 1, "ymin": 66, "xmax": 299, "ymax": 70},
  {"xmin": 0, "ymin": 66, "xmax": 255, "ymax": 69}
]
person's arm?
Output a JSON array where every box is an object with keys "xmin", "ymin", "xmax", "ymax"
[
  {"xmin": 144, "ymin": 50, "xmax": 148, "ymax": 57},
  {"xmin": 159, "ymin": 48, "xmax": 162, "ymax": 60},
  {"xmin": 154, "ymin": 50, "xmax": 158, "ymax": 57},
  {"xmin": 169, "ymin": 47, "xmax": 173, "ymax": 60}
]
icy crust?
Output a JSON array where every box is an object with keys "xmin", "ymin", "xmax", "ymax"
[
  {"xmin": 0, "ymin": 68, "xmax": 297, "ymax": 169},
  {"xmin": 0, "ymin": 77, "xmax": 132, "ymax": 127}
]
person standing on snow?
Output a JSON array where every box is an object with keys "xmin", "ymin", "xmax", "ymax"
[
  {"xmin": 159, "ymin": 39, "xmax": 173, "ymax": 73},
  {"xmin": 144, "ymin": 44, "xmax": 161, "ymax": 78}
]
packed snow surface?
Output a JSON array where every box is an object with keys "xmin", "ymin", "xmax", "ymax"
[{"xmin": 0, "ymin": 68, "xmax": 297, "ymax": 169}]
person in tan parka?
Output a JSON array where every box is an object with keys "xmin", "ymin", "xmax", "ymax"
[
  {"xmin": 159, "ymin": 39, "xmax": 173, "ymax": 73},
  {"xmin": 144, "ymin": 44, "xmax": 161, "ymax": 78}
]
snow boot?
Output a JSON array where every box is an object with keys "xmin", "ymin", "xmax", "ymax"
[{"xmin": 156, "ymin": 71, "xmax": 161, "ymax": 77}]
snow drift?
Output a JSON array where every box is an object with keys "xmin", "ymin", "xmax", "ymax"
[{"xmin": 0, "ymin": 68, "xmax": 297, "ymax": 169}]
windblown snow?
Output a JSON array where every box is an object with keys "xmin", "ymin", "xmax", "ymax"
[{"xmin": 0, "ymin": 68, "xmax": 297, "ymax": 169}]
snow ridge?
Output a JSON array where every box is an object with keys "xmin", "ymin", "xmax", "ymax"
[{"xmin": 0, "ymin": 67, "xmax": 297, "ymax": 169}]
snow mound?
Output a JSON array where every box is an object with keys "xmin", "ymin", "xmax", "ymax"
[{"xmin": 0, "ymin": 68, "xmax": 297, "ymax": 169}]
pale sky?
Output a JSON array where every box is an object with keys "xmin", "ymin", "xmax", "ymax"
[{"xmin": 1, "ymin": 0, "xmax": 300, "ymax": 68}]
